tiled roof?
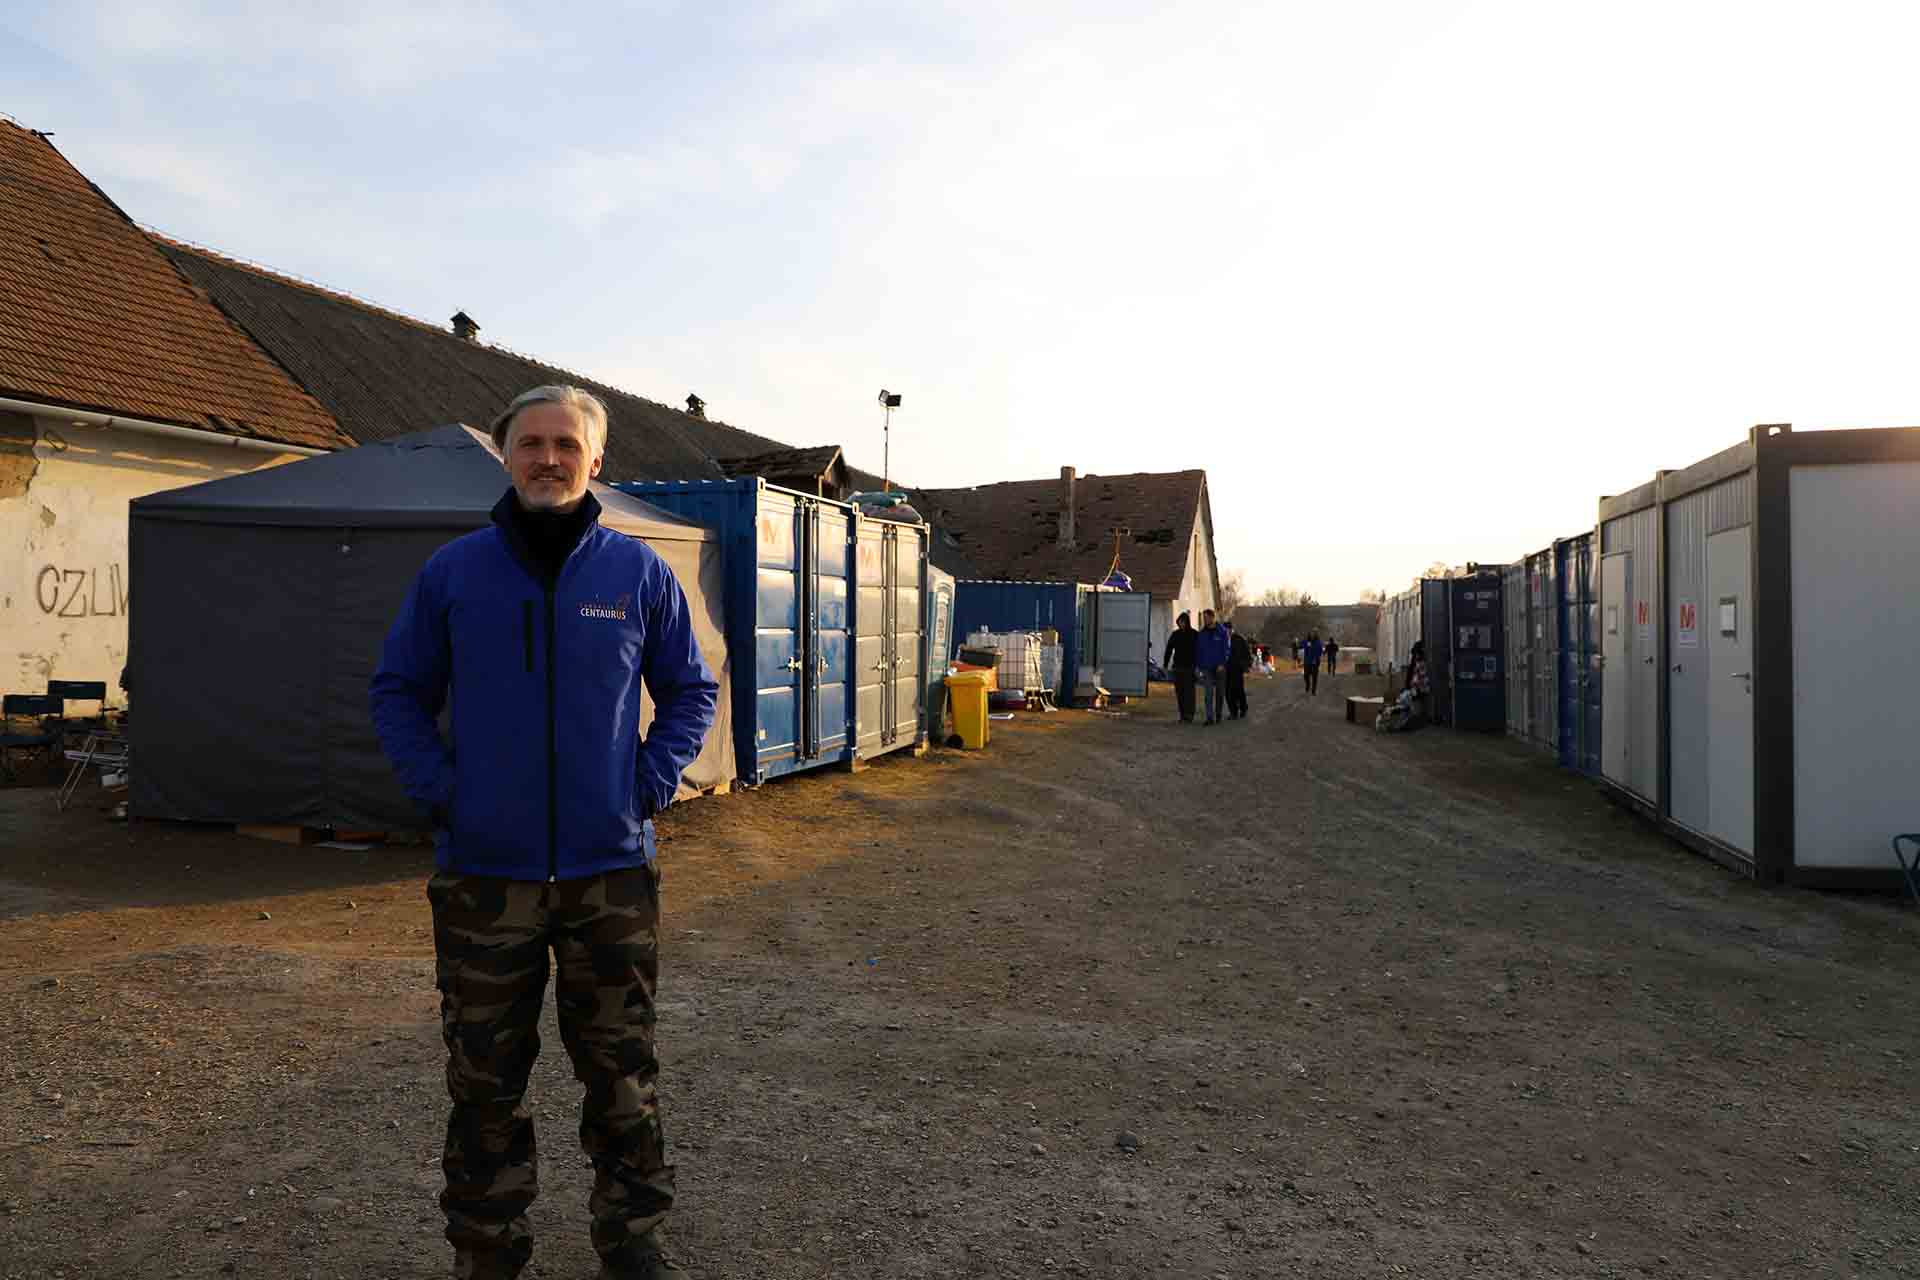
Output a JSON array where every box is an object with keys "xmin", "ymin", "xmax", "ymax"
[
  {"xmin": 915, "ymin": 469, "xmax": 1210, "ymax": 600},
  {"xmin": 0, "ymin": 120, "xmax": 348, "ymax": 449},
  {"xmin": 156, "ymin": 238, "xmax": 765, "ymax": 482},
  {"xmin": 716, "ymin": 444, "xmax": 844, "ymax": 481}
]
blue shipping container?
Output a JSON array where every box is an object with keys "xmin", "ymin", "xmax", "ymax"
[
  {"xmin": 952, "ymin": 580, "xmax": 1099, "ymax": 699},
  {"xmin": 617, "ymin": 478, "xmax": 927, "ymax": 784},
  {"xmin": 1552, "ymin": 532, "xmax": 1602, "ymax": 775}
]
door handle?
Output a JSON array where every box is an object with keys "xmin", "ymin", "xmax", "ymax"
[
  {"xmin": 1672, "ymin": 663, "xmax": 1683, "ymax": 673},
  {"xmin": 786, "ymin": 657, "xmax": 803, "ymax": 673},
  {"xmin": 1728, "ymin": 671, "xmax": 1751, "ymax": 680}
]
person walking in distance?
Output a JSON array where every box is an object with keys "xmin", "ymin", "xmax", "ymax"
[
  {"xmin": 371, "ymin": 385, "xmax": 719, "ymax": 1280},
  {"xmin": 1161, "ymin": 611, "xmax": 1199, "ymax": 723},
  {"xmin": 1224, "ymin": 619, "xmax": 1253, "ymax": 720},
  {"xmin": 1325, "ymin": 635, "xmax": 1340, "ymax": 676},
  {"xmin": 1194, "ymin": 608, "xmax": 1230, "ymax": 725},
  {"xmin": 1302, "ymin": 631, "xmax": 1324, "ymax": 696}
]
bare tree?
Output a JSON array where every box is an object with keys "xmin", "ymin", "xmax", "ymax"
[
  {"xmin": 1253, "ymin": 585, "xmax": 1305, "ymax": 607},
  {"xmin": 1255, "ymin": 593, "xmax": 1323, "ymax": 647},
  {"xmin": 1216, "ymin": 569, "xmax": 1247, "ymax": 619},
  {"xmin": 1357, "ymin": 587, "xmax": 1387, "ymax": 605}
]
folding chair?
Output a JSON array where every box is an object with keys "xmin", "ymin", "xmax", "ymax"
[
  {"xmin": 58, "ymin": 728, "xmax": 130, "ymax": 811},
  {"xmin": 1893, "ymin": 835, "xmax": 1920, "ymax": 907},
  {"xmin": 1, "ymin": 694, "xmax": 63, "ymax": 781},
  {"xmin": 47, "ymin": 680, "xmax": 107, "ymax": 722}
]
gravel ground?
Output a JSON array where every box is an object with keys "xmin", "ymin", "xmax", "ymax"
[{"xmin": 2, "ymin": 670, "xmax": 1917, "ymax": 1279}]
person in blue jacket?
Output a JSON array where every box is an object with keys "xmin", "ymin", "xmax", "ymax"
[
  {"xmin": 1302, "ymin": 630, "xmax": 1325, "ymax": 695},
  {"xmin": 371, "ymin": 384, "xmax": 717, "ymax": 1280},
  {"xmin": 1193, "ymin": 607, "xmax": 1231, "ymax": 725}
]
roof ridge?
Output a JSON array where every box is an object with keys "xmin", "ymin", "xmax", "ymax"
[
  {"xmin": 919, "ymin": 467, "xmax": 1205, "ymax": 493},
  {"xmin": 145, "ymin": 226, "xmax": 769, "ymax": 441}
]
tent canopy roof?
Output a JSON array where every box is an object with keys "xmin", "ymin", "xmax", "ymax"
[{"xmin": 131, "ymin": 423, "xmax": 713, "ymax": 540}]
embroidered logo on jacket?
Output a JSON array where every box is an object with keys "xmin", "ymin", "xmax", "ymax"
[{"xmin": 580, "ymin": 593, "xmax": 631, "ymax": 621}]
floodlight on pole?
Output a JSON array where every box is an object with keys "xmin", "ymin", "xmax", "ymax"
[{"xmin": 878, "ymin": 389, "xmax": 902, "ymax": 492}]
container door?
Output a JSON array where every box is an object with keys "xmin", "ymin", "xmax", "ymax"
[
  {"xmin": 853, "ymin": 520, "xmax": 888, "ymax": 756},
  {"xmin": 800, "ymin": 501, "xmax": 822, "ymax": 760},
  {"xmin": 1581, "ymin": 539, "xmax": 1603, "ymax": 775},
  {"xmin": 880, "ymin": 525, "xmax": 897, "ymax": 742},
  {"xmin": 1706, "ymin": 527, "xmax": 1754, "ymax": 854},
  {"xmin": 1532, "ymin": 555, "xmax": 1555, "ymax": 750},
  {"xmin": 815, "ymin": 504, "xmax": 851, "ymax": 758},
  {"xmin": 754, "ymin": 491, "xmax": 803, "ymax": 775},
  {"xmin": 1092, "ymin": 591, "xmax": 1151, "ymax": 696},
  {"xmin": 889, "ymin": 528, "xmax": 925, "ymax": 744},
  {"xmin": 1504, "ymin": 565, "xmax": 1526, "ymax": 737},
  {"xmin": 1600, "ymin": 553, "xmax": 1631, "ymax": 787},
  {"xmin": 1556, "ymin": 544, "xmax": 1575, "ymax": 766}
]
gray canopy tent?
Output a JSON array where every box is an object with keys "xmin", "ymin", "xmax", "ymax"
[{"xmin": 128, "ymin": 424, "xmax": 734, "ymax": 829}]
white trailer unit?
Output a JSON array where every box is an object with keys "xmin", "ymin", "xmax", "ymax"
[{"xmin": 1595, "ymin": 424, "xmax": 1920, "ymax": 887}]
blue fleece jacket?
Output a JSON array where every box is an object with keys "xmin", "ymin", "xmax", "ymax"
[
  {"xmin": 1194, "ymin": 623, "xmax": 1230, "ymax": 671},
  {"xmin": 370, "ymin": 491, "xmax": 718, "ymax": 880}
]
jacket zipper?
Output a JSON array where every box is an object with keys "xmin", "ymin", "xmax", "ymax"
[
  {"xmin": 545, "ymin": 584, "xmax": 559, "ymax": 883},
  {"xmin": 522, "ymin": 602, "xmax": 534, "ymax": 674}
]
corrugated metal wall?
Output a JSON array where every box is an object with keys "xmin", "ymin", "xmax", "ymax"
[
  {"xmin": 1528, "ymin": 549, "xmax": 1557, "ymax": 754},
  {"xmin": 1503, "ymin": 562, "xmax": 1527, "ymax": 738}
]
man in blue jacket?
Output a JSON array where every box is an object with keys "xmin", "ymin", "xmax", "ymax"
[
  {"xmin": 1193, "ymin": 607, "xmax": 1231, "ymax": 725},
  {"xmin": 1302, "ymin": 630, "xmax": 1325, "ymax": 695},
  {"xmin": 371, "ymin": 385, "xmax": 718, "ymax": 1280}
]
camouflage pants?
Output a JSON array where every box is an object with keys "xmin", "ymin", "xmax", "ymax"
[{"xmin": 427, "ymin": 866, "xmax": 672, "ymax": 1280}]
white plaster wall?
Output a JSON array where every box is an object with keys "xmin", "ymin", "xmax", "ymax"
[
  {"xmin": 1, "ymin": 411, "xmax": 304, "ymax": 705},
  {"xmin": 1149, "ymin": 515, "xmax": 1219, "ymax": 659}
]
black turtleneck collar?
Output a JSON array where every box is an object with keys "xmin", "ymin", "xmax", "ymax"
[{"xmin": 491, "ymin": 488, "xmax": 601, "ymax": 585}]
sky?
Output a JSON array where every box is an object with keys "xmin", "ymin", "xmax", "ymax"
[{"xmin": 6, "ymin": 1, "xmax": 1920, "ymax": 602}]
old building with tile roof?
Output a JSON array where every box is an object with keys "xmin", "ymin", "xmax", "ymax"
[
  {"xmin": 715, "ymin": 444, "xmax": 851, "ymax": 499},
  {"xmin": 157, "ymin": 238, "xmax": 753, "ymax": 482},
  {"xmin": 0, "ymin": 117, "xmax": 355, "ymax": 700},
  {"xmin": 915, "ymin": 466, "xmax": 1218, "ymax": 655},
  {"xmin": 0, "ymin": 121, "xmax": 348, "ymax": 451}
]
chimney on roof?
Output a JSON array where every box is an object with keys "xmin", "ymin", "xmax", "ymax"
[
  {"xmin": 685, "ymin": 393, "xmax": 706, "ymax": 419},
  {"xmin": 1057, "ymin": 466, "xmax": 1076, "ymax": 548},
  {"xmin": 450, "ymin": 311, "xmax": 479, "ymax": 342}
]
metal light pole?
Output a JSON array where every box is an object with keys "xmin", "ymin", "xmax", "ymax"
[{"xmin": 878, "ymin": 389, "xmax": 901, "ymax": 492}]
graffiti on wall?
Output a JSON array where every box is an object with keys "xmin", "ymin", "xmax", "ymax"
[{"xmin": 34, "ymin": 564, "xmax": 128, "ymax": 618}]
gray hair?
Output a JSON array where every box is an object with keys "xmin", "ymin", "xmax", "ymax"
[{"xmin": 489, "ymin": 385, "xmax": 609, "ymax": 457}]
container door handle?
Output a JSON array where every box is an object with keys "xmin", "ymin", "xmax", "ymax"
[{"xmin": 786, "ymin": 657, "xmax": 803, "ymax": 673}]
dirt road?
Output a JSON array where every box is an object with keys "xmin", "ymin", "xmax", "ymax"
[{"xmin": 3, "ymin": 672, "xmax": 1917, "ymax": 1278}]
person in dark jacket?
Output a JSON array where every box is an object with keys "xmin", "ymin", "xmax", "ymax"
[
  {"xmin": 1194, "ymin": 608, "xmax": 1231, "ymax": 724},
  {"xmin": 1161, "ymin": 611, "xmax": 1198, "ymax": 722},
  {"xmin": 371, "ymin": 385, "xmax": 718, "ymax": 1280},
  {"xmin": 1325, "ymin": 635, "xmax": 1340, "ymax": 675},
  {"xmin": 1224, "ymin": 621, "xmax": 1253, "ymax": 719},
  {"xmin": 1302, "ymin": 631, "xmax": 1324, "ymax": 695}
]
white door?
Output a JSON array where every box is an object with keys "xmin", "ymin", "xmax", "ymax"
[
  {"xmin": 1600, "ymin": 553, "xmax": 1631, "ymax": 786},
  {"xmin": 1706, "ymin": 527, "xmax": 1754, "ymax": 854},
  {"xmin": 1093, "ymin": 591, "xmax": 1152, "ymax": 696}
]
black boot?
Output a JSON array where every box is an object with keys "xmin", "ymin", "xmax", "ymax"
[{"xmin": 600, "ymin": 1235, "xmax": 688, "ymax": 1278}]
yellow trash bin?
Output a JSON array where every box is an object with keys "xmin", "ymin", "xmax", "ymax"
[{"xmin": 946, "ymin": 670, "xmax": 992, "ymax": 749}]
